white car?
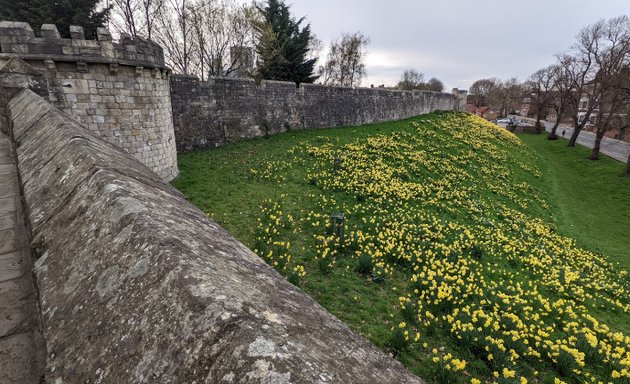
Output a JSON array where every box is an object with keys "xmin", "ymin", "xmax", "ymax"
[
  {"xmin": 517, "ymin": 120, "xmax": 534, "ymax": 127},
  {"xmin": 496, "ymin": 118, "xmax": 513, "ymax": 128}
]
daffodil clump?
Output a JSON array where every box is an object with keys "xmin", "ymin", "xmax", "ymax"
[{"xmin": 244, "ymin": 113, "xmax": 629, "ymax": 383}]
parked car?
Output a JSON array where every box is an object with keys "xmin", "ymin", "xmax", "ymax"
[
  {"xmin": 496, "ymin": 118, "xmax": 513, "ymax": 128},
  {"xmin": 517, "ymin": 120, "xmax": 534, "ymax": 127}
]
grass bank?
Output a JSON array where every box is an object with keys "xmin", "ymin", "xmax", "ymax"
[
  {"xmin": 174, "ymin": 113, "xmax": 630, "ymax": 384},
  {"xmin": 518, "ymin": 134, "xmax": 630, "ymax": 271}
]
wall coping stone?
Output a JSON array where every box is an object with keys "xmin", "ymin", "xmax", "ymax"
[{"xmin": 171, "ymin": 74, "xmax": 452, "ymax": 95}]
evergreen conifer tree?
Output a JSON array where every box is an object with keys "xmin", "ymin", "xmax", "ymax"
[
  {"xmin": 0, "ymin": 0, "xmax": 110, "ymax": 38},
  {"xmin": 254, "ymin": 0, "xmax": 318, "ymax": 85}
]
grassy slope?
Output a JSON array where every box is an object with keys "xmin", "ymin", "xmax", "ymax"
[
  {"xmin": 518, "ymin": 134, "xmax": 630, "ymax": 271},
  {"xmin": 174, "ymin": 117, "xmax": 427, "ymax": 244},
  {"xmin": 173, "ymin": 114, "xmax": 630, "ymax": 384}
]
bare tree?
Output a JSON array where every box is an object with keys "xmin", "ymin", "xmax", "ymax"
[
  {"xmin": 307, "ymin": 34, "xmax": 323, "ymax": 66},
  {"xmin": 110, "ymin": 0, "xmax": 163, "ymax": 39},
  {"xmin": 111, "ymin": 0, "xmax": 140, "ymax": 37},
  {"xmin": 153, "ymin": 0, "xmax": 196, "ymax": 75},
  {"xmin": 142, "ymin": 0, "xmax": 163, "ymax": 39},
  {"xmin": 396, "ymin": 70, "xmax": 444, "ymax": 91},
  {"xmin": 492, "ymin": 78, "xmax": 524, "ymax": 118},
  {"xmin": 547, "ymin": 64, "xmax": 572, "ymax": 139},
  {"xmin": 469, "ymin": 78, "xmax": 499, "ymax": 108},
  {"xmin": 147, "ymin": 0, "xmax": 257, "ymax": 79},
  {"xmin": 189, "ymin": 0, "xmax": 256, "ymax": 79},
  {"xmin": 588, "ymin": 16, "xmax": 630, "ymax": 159},
  {"xmin": 397, "ymin": 69, "xmax": 424, "ymax": 90},
  {"xmin": 526, "ymin": 66, "xmax": 557, "ymax": 133},
  {"xmin": 320, "ymin": 31, "xmax": 370, "ymax": 87},
  {"xmin": 618, "ymin": 102, "xmax": 630, "ymax": 141},
  {"xmin": 469, "ymin": 77, "xmax": 522, "ymax": 116},
  {"xmin": 560, "ymin": 20, "xmax": 608, "ymax": 147}
]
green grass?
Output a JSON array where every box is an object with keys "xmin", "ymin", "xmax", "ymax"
[
  {"xmin": 173, "ymin": 116, "xmax": 428, "ymax": 246},
  {"xmin": 518, "ymin": 134, "xmax": 630, "ymax": 271},
  {"xmin": 173, "ymin": 113, "xmax": 630, "ymax": 384}
]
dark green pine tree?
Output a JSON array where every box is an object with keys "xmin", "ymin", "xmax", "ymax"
[
  {"xmin": 254, "ymin": 0, "xmax": 318, "ymax": 85},
  {"xmin": 0, "ymin": 0, "xmax": 110, "ymax": 39}
]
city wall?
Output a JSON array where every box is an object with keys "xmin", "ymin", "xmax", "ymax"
[
  {"xmin": 171, "ymin": 75, "xmax": 465, "ymax": 152},
  {"xmin": 1, "ymin": 87, "xmax": 424, "ymax": 383},
  {"xmin": 0, "ymin": 19, "xmax": 469, "ymax": 383}
]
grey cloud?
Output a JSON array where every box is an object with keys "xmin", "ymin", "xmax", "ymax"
[{"xmin": 246, "ymin": 0, "xmax": 630, "ymax": 89}]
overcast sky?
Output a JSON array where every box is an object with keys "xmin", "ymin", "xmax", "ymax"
[{"xmin": 277, "ymin": 0, "xmax": 630, "ymax": 90}]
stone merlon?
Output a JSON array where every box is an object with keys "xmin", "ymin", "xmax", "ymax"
[
  {"xmin": 5, "ymin": 88, "xmax": 424, "ymax": 383},
  {"xmin": 0, "ymin": 21, "xmax": 165, "ymax": 69}
]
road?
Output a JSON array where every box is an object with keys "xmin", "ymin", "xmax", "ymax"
[{"xmin": 509, "ymin": 116, "xmax": 630, "ymax": 163}]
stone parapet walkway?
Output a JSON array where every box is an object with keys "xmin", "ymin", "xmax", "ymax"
[{"xmin": 0, "ymin": 130, "xmax": 43, "ymax": 383}]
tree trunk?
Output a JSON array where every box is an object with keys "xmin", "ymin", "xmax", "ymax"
[
  {"xmin": 548, "ymin": 119, "xmax": 561, "ymax": 140},
  {"xmin": 568, "ymin": 127, "xmax": 581, "ymax": 147},
  {"xmin": 589, "ymin": 126, "xmax": 605, "ymax": 160},
  {"xmin": 568, "ymin": 116, "xmax": 586, "ymax": 147},
  {"xmin": 625, "ymin": 153, "xmax": 630, "ymax": 176},
  {"xmin": 535, "ymin": 110, "xmax": 543, "ymax": 134}
]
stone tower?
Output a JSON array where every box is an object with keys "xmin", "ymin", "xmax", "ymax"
[{"xmin": 0, "ymin": 21, "xmax": 178, "ymax": 180}]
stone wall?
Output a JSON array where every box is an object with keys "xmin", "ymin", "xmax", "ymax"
[
  {"xmin": 7, "ymin": 88, "xmax": 423, "ymax": 383},
  {"xmin": 0, "ymin": 21, "xmax": 178, "ymax": 181},
  {"xmin": 171, "ymin": 75, "xmax": 463, "ymax": 152}
]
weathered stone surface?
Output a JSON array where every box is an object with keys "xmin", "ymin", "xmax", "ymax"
[
  {"xmin": 0, "ymin": 94, "xmax": 44, "ymax": 384},
  {"xmin": 0, "ymin": 251, "xmax": 26, "ymax": 283},
  {"xmin": 0, "ymin": 214, "xmax": 15, "ymax": 231},
  {"xmin": 171, "ymin": 75, "xmax": 459, "ymax": 153},
  {"xmin": 0, "ymin": 332, "xmax": 41, "ymax": 384},
  {"xmin": 0, "ymin": 196, "xmax": 16, "ymax": 215},
  {"xmin": 0, "ymin": 57, "xmax": 44, "ymax": 90},
  {"xmin": 0, "ymin": 276, "xmax": 37, "ymax": 337},
  {"xmin": 11, "ymin": 88, "xmax": 424, "ymax": 383}
]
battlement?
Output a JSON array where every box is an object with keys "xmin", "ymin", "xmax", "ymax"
[{"xmin": 0, "ymin": 21, "xmax": 165, "ymax": 68}]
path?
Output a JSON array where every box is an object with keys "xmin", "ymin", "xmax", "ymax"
[
  {"xmin": 510, "ymin": 116, "xmax": 630, "ymax": 163},
  {"xmin": 0, "ymin": 130, "xmax": 44, "ymax": 383}
]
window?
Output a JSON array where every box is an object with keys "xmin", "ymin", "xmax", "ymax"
[{"xmin": 580, "ymin": 100, "xmax": 588, "ymax": 109}]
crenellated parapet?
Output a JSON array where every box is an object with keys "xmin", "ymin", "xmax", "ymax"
[
  {"xmin": 0, "ymin": 21, "xmax": 178, "ymax": 181},
  {"xmin": 0, "ymin": 21, "xmax": 165, "ymax": 69}
]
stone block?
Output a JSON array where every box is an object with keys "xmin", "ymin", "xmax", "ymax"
[
  {"xmin": 96, "ymin": 27, "xmax": 112, "ymax": 42},
  {"xmin": 69, "ymin": 25, "xmax": 85, "ymax": 40},
  {"xmin": 0, "ymin": 21, "xmax": 34, "ymax": 45},
  {"xmin": 40, "ymin": 24, "xmax": 61, "ymax": 39}
]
